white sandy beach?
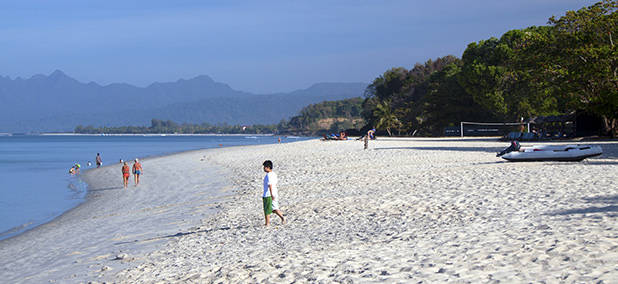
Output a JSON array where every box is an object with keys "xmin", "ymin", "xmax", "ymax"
[
  {"xmin": 1, "ymin": 138, "xmax": 617, "ymax": 283},
  {"xmin": 0, "ymin": 150, "xmax": 234, "ymax": 283}
]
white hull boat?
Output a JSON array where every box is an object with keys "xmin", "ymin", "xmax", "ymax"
[{"xmin": 498, "ymin": 144, "xmax": 603, "ymax": 162}]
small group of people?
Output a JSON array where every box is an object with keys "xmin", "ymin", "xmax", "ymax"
[
  {"xmin": 68, "ymin": 163, "xmax": 81, "ymax": 175},
  {"xmin": 323, "ymin": 131, "xmax": 348, "ymax": 140},
  {"xmin": 69, "ymin": 153, "xmax": 102, "ymax": 175},
  {"xmin": 70, "ymin": 152, "xmax": 143, "ymax": 189},
  {"xmin": 78, "ymin": 151, "xmax": 283, "ymax": 226},
  {"xmin": 121, "ymin": 159, "xmax": 142, "ymax": 189}
]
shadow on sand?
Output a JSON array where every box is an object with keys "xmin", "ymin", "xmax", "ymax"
[
  {"xmin": 373, "ymin": 146, "xmax": 503, "ymax": 154},
  {"xmin": 547, "ymin": 205, "xmax": 618, "ymax": 215},
  {"xmin": 546, "ymin": 194, "xmax": 618, "ymax": 216},
  {"xmin": 375, "ymin": 138, "xmax": 500, "ymax": 143},
  {"xmin": 590, "ymin": 143, "xmax": 618, "ymax": 159},
  {"xmin": 88, "ymin": 186, "xmax": 123, "ymax": 192},
  {"xmin": 580, "ymin": 160, "xmax": 618, "ymax": 166},
  {"xmin": 374, "ymin": 142, "xmax": 618, "ymax": 162},
  {"xmin": 113, "ymin": 225, "xmax": 250, "ymax": 246}
]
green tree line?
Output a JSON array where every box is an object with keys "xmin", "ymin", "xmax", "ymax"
[
  {"xmin": 75, "ymin": 119, "xmax": 279, "ymax": 134},
  {"xmin": 76, "ymin": 1, "xmax": 615, "ymax": 137},
  {"xmin": 364, "ymin": 0, "xmax": 617, "ymax": 137},
  {"xmin": 75, "ymin": 98, "xmax": 364, "ymax": 135},
  {"xmin": 286, "ymin": 97, "xmax": 364, "ymax": 134}
]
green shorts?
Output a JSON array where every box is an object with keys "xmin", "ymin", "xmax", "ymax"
[{"xmin": 263, "ymin": 196, "xmax": 273, "ymax": 215}]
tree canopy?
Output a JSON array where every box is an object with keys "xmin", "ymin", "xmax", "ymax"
[
  {"xmin": 360, "ymin": 0, "xmax": 617, "ymax": 137},
  {"xmin": 75, "ymin": 1, "xmax": 617, "ymax": 137},
  {"xmin": 75, "ymin": 98, "xmax": 365, "ymax": 135}
]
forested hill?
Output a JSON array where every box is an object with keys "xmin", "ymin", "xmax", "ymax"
[
  {"xmin": 0, "ymin": 71, "xmax": 367, "ymax": 132},
  {"xmin": 361, "ymin": 1, "xmax": 617, "ymax": 137},
  {"xmin": 285, "ymin": 97, "xmax": 364, "ymax": 135},
  {"xmin": 74, "ymin": 97, "xmax": 365, "ymax": 135}
]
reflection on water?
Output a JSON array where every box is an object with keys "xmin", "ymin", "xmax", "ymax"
[{"xmin": 67, "ymin": 178, "xmax": 87, "ymax": 200}]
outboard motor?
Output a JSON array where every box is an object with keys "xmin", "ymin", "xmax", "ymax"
[{"xmin": 497, "ymin": 140, "xmax": 521, "ymax": 157}]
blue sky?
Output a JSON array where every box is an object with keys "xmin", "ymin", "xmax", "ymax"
[{"xmin": 0, "ymin": 0, "xmax": 598, "ymax": 93}]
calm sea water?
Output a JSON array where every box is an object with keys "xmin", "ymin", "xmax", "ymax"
[{"xmin": 0, "ymin": 134, "xmax": 309, "ymax": 240}]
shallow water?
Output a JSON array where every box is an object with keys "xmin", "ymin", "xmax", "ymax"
[{"xmin": 0, "ymin": 134, "xmax": 309, "ymax": 240}]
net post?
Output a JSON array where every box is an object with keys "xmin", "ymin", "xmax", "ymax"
[{"xmin": 460, "ymin": 122, "xmax": 464, "ymax": 138}]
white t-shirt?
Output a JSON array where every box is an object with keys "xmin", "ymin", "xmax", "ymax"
[{"xmin": 263, "ymin": 171, "xmax": 278, "ymax": 198}]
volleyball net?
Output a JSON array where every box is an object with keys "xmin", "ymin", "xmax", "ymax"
[{"xmin": 459, "ymin": 121, "xmax": 529, "ymax": 138}]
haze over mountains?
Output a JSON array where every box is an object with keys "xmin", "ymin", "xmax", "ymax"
[{"xmin": 0, "ymin": 70, "xmax": 367, "ymax": 132}]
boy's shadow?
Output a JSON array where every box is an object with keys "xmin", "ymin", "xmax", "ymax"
[
  {"xmin": 88, "ymin": 186, "xmax": 123, "ymax": 192},
  {"xmin": 113, "ymin": 225, "xmax": 250, "ymax": 245}
]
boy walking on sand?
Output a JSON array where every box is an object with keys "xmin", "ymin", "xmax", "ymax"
[{"xmin": 262, "ymin": 160, "xmax": 285, "ymax": 226}]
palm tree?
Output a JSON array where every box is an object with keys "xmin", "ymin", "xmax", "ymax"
[{"xmin": 373, "ymin": 100, "xmax": 401, "ymax": 136}]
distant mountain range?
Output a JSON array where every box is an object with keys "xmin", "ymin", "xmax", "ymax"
[{"xmin": 0, "ymin": 70, "xmax": 367, "ymax": 132}]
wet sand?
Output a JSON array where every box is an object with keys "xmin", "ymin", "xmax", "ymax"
[{"xmin": 0, "ymin": 150, "xmax": 233, "ymax": 283}]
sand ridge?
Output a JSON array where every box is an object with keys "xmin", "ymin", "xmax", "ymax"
[{"xmin": 114, "ymin": 138, "xmax": 618, "ymax": 283}]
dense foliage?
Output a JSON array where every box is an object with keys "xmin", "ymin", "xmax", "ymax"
[
  {"xmin": 363, "ymin": 0, "xmax": 617, "ymax": 137},
  {"xmin": 75, "ymin": 119, "xmax": 279, "ymax": 134},
  {"xmin": 76, "ymin": 1, "xmax": 616, "ymax": 137},
  {"xmin": 544, "ymin": 0, "xmax": 617, "ymax": 136},
  {"xmin": 75, "ymin": 98, "xmax": 364, "ymax": 135},
  {"xmin": 286, "ymin": 97, "xmax": 364, "ymax": 134}
]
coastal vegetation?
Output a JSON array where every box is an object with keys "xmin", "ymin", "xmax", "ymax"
[
  {"xmin": 75, "ymin": 1, "xmax": 616, "ymax": 137},
  {"xmin": 75, "ymin": 119, "xmax": 279, "ymax": 134},
  {"xmin": 285, "ymin": 97, "xmax": 364, "ymax": 135},
  {"xmin": 363, "ymin": 0, "xmax": 617, "ymax": 137},
  {"xmin": 74, "ymin": 98, "xmax": 364, "ymax": 135}
]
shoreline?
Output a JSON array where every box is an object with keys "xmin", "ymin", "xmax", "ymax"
[
  {"xmin": 0, "ymin": 144, "xmax": 247, "ymax": 282},
  {"xmin": 1, "ymin": 138, "xmax": 616, "ymax": 282},
  {"xmin": 39, "ymin": 133, "xmax": 278, "ymax": 137},
  {"xmin": 0, "ymin": 135, "xmax": 307, "ymax": 243},
  {"xmin": 0, "ymin": 176, "xmax": 89, "ymax": 242}
]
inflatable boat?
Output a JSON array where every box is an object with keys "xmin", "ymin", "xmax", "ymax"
[{"xmin": 497, "ymin": 143, "xmax": 603, "ymax": 162}]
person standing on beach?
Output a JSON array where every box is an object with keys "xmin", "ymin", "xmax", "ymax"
[
  {"xmin": 132, "ymin": 159, "xmax": 143, "ymax": 186},
  {"xmin": 368, "ymin": 128, "xmax": 376, "ymax": 140},
  {"xmin": 121, "ymin": 162, "xmax": 130, "ymax": 189},
  {"xmin": 364, "ymin": 134, "xmax": 368, "ymax": 150},
  {"xmin": 262, "ymin": 160, "xmax": 285, "ymax": 226},
  {"xmin": 95, "ymin": 153, "xmax": 102, "ymax": 168}
]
